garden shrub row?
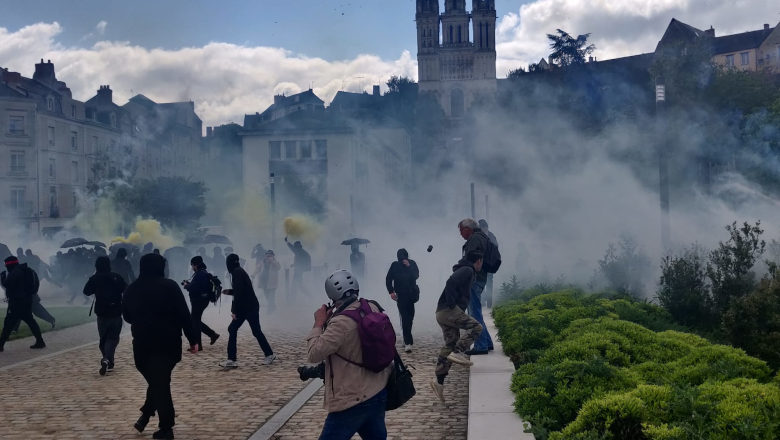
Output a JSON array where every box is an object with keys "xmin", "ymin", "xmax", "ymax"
[{"xmin": 493, "ymin": 290, "xmax": 780, "ymax": 440}]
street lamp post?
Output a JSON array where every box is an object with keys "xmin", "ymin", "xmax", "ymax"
[
  {"xmin": 270, "ymin": 173, "xmax": 276, "ymax": 250},
  {"xmin": 656, "ymin": 77, "xmax": 671, "ymax": 250}
]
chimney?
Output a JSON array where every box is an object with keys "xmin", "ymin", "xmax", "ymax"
[
  {"xmin": 97, "ymin": 85, "xmax": 113, "ymax": 104},
  {"xmin": 1, "ymin": 69, "xmax": 22, "ymax": 85},
  {"xmin": 704, "ymin": 26, "xmax": 715, "ymax": 37},
  {"xmin": 206, "ymin": 127, "xmax": 213, "ymax": 137},
  {"xmin": 373, "ymin": 85, "xmax": 380, "ymax": 96},
  {"xmin": 588, "ymin": 56, "xmax": 593, "ymax": 63},
  {"xmin": 765, "ymin": 24, "xmax": 770, "ymax": 30},
  {"xmin": 548, "ymin": 56, "xmax": 554, "ymax": 66},
  {"xmin": 273, "ymin": 94, "xmax": 285, "ymax": 105},
  {"xmin": 33, "ymin": 59, "xmax": 57, "ymax": 87}
]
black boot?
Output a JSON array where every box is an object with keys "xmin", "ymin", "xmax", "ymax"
[
  {"xmin": 152, "ymin": 428, "xmax": 174, "ymax": 439},
  {"xmin": 134, "ymin": 415, "xmax": 150, "ymax": 433},
  {"xmin": 210, "ymin": 334, "xmax": 220, "ymax": 345},
  {"xmin": 30, "ymin": 341, "xmax": 46, "ymax": 349}
]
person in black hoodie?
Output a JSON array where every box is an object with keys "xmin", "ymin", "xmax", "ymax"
[
  {"xmin": 429, "ymin": 251, "xmax": 484, "ymax": 403},
  {"xmin": 0, "ymin": 256, "xmax": 46, "ymax": 351},
  {"xmin": 123, "ymin": 253, "xmax": 198, "ymax": 440},
  {"xmin": 84, "ymin": 256, "xmax": 127, "ymax": 375},
  {"xmin": 182, "ymin": 256, "xmax": 220, "ymax": 351},
  {"xmin": 112, "ymin": 248, "xmax": 136, "ymax": 285},
  {"xmin": 220, "ymin": 253, "xmax": 276, "ymax": 368},
  {"xmin": 386, "ymin": 248, "xmax": 420, "ymax": 352}
]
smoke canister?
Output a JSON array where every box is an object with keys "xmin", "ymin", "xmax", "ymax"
[{"xmin": 427, "ymin": 245, "xmax": 433, "ymax": 252}]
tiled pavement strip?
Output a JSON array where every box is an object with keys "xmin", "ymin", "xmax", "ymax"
[{"xmin": 0, "ymin": 299, "xmax": 470, "ymax": 440}]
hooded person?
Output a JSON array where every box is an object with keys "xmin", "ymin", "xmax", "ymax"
[
  {"xmin": 349, "ymin": 244, "xmax": 366, "ymax": 281},
  {"xmin": 11, "ymin": 252, "xmax": 56, "ymax": 334},
  {"xmin": 112, "ymin": 248, "xmax": 136, "ymax": 285},
  {"xmin": 0, "ymin": 256, "xmax": 46, "ymax": 351},
  {"xmin": 122, "ymin": 254, "xmax": 198, "ymax": 440},
  {"xmin": 84, "ymin": 256, "xmax": 127, "ymax": 375},
  {"xmin": 285, "ymin": 238, "xmax": 311, "ymax": 303},
  {"xmin": 251, "ymin": 250, "xmax": 281, "ymax": 314},
  {"xmin": 219, "ymin": 253, "xmax": 276, "ymax": 368},
  {"xmin": 182, "ymin": 256, "xmax": 220, "ymax": 351},
  {"xmin": 385, "ymin": 248, "xmax": 420, "ymax": 352}
]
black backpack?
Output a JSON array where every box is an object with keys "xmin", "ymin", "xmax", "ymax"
[
  {"xmin": 482, "ymin": 240, "xmax": 502, "ymax": 274},
  {"xmin": 26, "ymin": 267, "xmax": 40, "ymax": 296},
  {"xmin": 206, "ymin": 273, "xmax": 222, "ymax": 304}
]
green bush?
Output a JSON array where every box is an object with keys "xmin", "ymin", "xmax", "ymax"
[{"xmin": 722, "ymin": 275, "xmax": 780, "ymax": 369}]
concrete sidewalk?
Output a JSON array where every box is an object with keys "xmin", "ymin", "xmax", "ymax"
[{"xmin": 468, "ymin": 309, "xmax": 534, "ymax": 440}]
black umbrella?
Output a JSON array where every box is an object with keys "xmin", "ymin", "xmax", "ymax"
[
  {"xmin": 341, "ymin": 238, "xmax": 371, "ymax": 246},
  {"xmin": 109, "ymin": 242, "xmax": 138, "ymax": 251},
  {"xmin": 88, "ymin": 241, "xmax": 106, "ymax": 248},
  {"xmin": 61, "ymin": 238, "xmax": 90, "ymax": 248},
  {"xmin": 185, "ymin": 235, "xmax": 233, "ymax": 246},
  {"xmin": 164, "ymin": 246, "xmax": 192, "ymax": 259}
]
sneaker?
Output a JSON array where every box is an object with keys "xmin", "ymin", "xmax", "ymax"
[
  {"xmin": 10, "ymin": 330, "xmax": 17, "ymax": 335},
  {"xmin": 263, "ymin": 354, "xmax": 277, "ymax": 365},
  {"xmin": 429, "ymin": 378, "xmax": 445, "ymax": 403},
  {"xmin": 447, "ymin": 351, "xmax": 473, "ymax": 367},
  {"xmin": 488, "ymin": 345, "xmax": 494, "ymax": 351},
  {"xmin": 210, "ymin": 334, "xmax": 220, "ymax": 345},
  {"xmin": 219, "ymin": 359, "xmax": 239, "ymax": 368},
  {"xmin": 134, "ymin": 415, "xmax": 150, "ymax": 433},
  {"xmin": 107, "ymin": 363, "xmax": 115, "ymax": 373},
  {"xmin": 99, "ymin": 359, "xmax": 109, "ymax": 376},
  {"xmin": 152, "ymin": 428, "xmax": 174, "ymax": 439},
  {"xmin": 30, "ymin": 341, "xmax": 46, "ymax": 349},
  {"xmin": 465, "ymin": 349, "xmax": 489, "ymax": 356},
  {"xmin": 404, "ymin": 344, "xmax": 413, "ymax": 353}
]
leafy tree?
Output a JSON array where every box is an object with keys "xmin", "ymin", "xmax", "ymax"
[
  {"xmin": 596, "ymin": 236, "xmax": 651, "ymax": 298},
  {"xmin": 385, "ymin": 75, "xmax": 416, "ymax": 95},
  {"xmin": 547, "ymin": 29, "xmax": 595, "ymax": 67},
  {"xmin": 723, "ymin": 272, "xmax": 780, "ymax": 369},
  {"xmin": 707, "ymin": 221, "xmax": 765, "ymax": 313},
  {"xmin": 507, "ymin": 67, "xmax": 526, "ymax": 78},
  {"xmin": 112, "ymin": 176, "xmax": 207, "ymax": 231},
  {"xmin": 528, "ymin": 62, "xmax": 546, "ymax": 73},
  {"xmin": 657, "ymin": 244, "xmax": 716, "ymax": 330}
]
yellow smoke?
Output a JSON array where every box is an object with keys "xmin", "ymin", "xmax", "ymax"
[
  {"xmin": 112, "ymin": 219, "xmax": 179, "ymax": 251},
  {"xmin": 218, "ymin": 189, "xmax": 270, "ymax": 238},
  {"xmin": 72, "ymin": 197, "xmax": 123, "ymax": 242},
  {"xmin": 283, "ymin": 215, "xmax": 321, "ymax": 245}
]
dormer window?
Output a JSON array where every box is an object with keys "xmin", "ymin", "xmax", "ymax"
[
  {"xmin": 110, "ymin": 113, "xmax": 116, "ymax": 127},
  {"xmin": 47, "ymin": 98, "xmax": 54, "ymax": 111}
]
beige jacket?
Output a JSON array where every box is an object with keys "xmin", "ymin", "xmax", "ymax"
[
  {"xmin": 253, "ymin": 260, "xmax": 281, "ymax": 290},
  {"xmin": 306, "ymin": 299, "xmax": 392, "ymax": 413}
]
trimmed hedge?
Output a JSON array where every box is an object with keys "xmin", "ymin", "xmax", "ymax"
[{"xmin": 494, "ymin": 291, "xmax": 779, "ymax": 439}]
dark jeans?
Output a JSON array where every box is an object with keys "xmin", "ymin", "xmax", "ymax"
[
  {"xmin": 397, "ymin": 300, "xmax": 415, "ymax": 345},
  {"xmin": 262, "ymin": 288, "xmax": 276, "ymax": 313},
  {"xmin": 0, "ymin": 305, "xmax": 43, "ymax": 347},
  {"xmin": 289, "ymin": 271, "xmax": 310, "ymax": 304},
  {"xmin": 134, "ymin": 351, "xmax": 179, "ymax": 430},
  {"xmin": 467, "ymin": 280, "xmax": 493, "ymax": 351},
  {"xmin": 191, "ymin": 298, "xmax": 217, "ymax": 350},
  {"xmin": 13, "ymin": 295, "xmax": 55, "ymax": 332},
  {"xmin": 97, "ymin": 316, "xmax": 123, "ymax": 364},
  {"xmin": 227, "ymin": 311, "xmax": 273, "ymax": 361},
  {"xmin": 486, "ymin": 273, "xmax": 494, "ymax": 308},
  {"xmin": 319, "ymin": 389, "xmax": 387, "ymax": 440}
]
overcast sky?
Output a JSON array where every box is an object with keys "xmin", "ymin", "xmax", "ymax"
[{"xmin": 1, "ymin": 0, "xmax": 778, "ymax": 128}]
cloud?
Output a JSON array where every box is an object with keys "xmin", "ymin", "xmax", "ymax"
[
  {"xmin": 96, "ymin": 21, "xmax": 107, "ymax": 35},
  {"xmin": 496, "ymin": 0, "xmax": 779, "ymax": 76},
  {"xmin": 0, "ymin": 22, "xmax": 417, "ymax": 129}
]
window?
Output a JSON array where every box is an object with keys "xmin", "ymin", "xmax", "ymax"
[
  {"xmin": 71, "ymin": 105, "xmax": 76, "ymax": 118},
  {"xmin": 315, "ymin": 140, "xmax": 327, "ymax": 159},
  {"xmin": 451, "ymin": 88, "xmax": 465, "ymax": 117},
  {"xmin": 91, "ymin": 136, "xmax": 98, "ymax": 153},
  {"xmin": 48, "ymin": 126, "xmax": 55, "ymax": 146},
  {"xmin": 71, "ymin": 131, "xmax": 78, "ymax": 151},
  {"xmin": 72, "ymin": 191, "xmax": 79, "ymax": 214},
  {"xmin": 300, "ymin": 140, "xmax": 312, "ymax": 159},
  {"xmin": 726, "ymin": 54, "xmax": 735, "ymax": 67},
  {"xmin": 9, "ymin": 116, "xmax": 24, "ymax": 135},
  {"xmin": 49, "ymin": 158, "xmax": 56, "ymax": 179},
  {"xmin": 49, "ymin": 186, "xmax": 58, "ymax": 209},
  {"xmin": 741, "ymin": 52, "xmax": 750, "ymax": 66},
  {"xmin": 269, "ymin": 141, "xmax": 281, "ymax": 160},
  {"xmin": 10, "ymin": 187, "xmax": 25, "ymax": 212},
  {"xmin": 71, "ymin": 161, "xmax": 79, "ymax": 183},
  {"xmin": 47, "ymin": 98, "xmax": 54, "ymax": 111},
  {"xmin": 458, "ymin": 25, "xmax": 462, "ymax": 43},
  {"xmin": 10, "ymin": 151, "xmax": 25, "ymax": 173},
  {"xmin": 449, "ymin": 26, "xmax": 453, "ymax": 43},
  {"xmin": 284, "ymin": 141, "xmax": 297, "ymax": 159}
]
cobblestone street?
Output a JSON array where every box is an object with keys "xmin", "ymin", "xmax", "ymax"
[{"xmin": 0, "ymin": 299, "xmax": 470, "ymax": 440}]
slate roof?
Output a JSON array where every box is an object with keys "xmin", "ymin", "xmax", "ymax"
[{"xmin": 714, "ymin": 27, "xmax": 775, "ymax": 54}]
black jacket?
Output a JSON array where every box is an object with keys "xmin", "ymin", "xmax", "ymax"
[
  {"xmin": 385, "ymin": 251, "xmax": 419, "ymax": 301},
  {"xmin": 1, "ymin": 263, "xmax": 34, "ymax": 304},
  {"xmin": 462, "ymin": 228, "xmax": 490, "ymax": 282},
  {"xmin": 436, "ymin": 259, "xmax": 476, "ymax": 312},
  {"xmin": 122, "ymin": 254, "xmax": 197, "ymax": 358},
  {"xmin": 287, "ymin": 242, "xmax": 311, "ymax": 272},
  {"xmin": 84, "ymin": 272, "xmax": 127, "ymax": 318},
  {"xmin": 228, "ymin": 266, "xmax": 259, "ymax": 314},
  {"xmin": 184, "ymin": 269, "xmax": 211, "ymax": 302},
  {"xmin": 112, "ymin": 256, "xmax": 136, "ymax": 285}
]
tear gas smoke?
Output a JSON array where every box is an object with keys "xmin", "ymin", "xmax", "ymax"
[
  {"xmin": 112, "ymin": 219, "xmax": 180, "ymax": 251},
  {"xmin": 283, "ymin": 215, "xmax": 322, "ymax": 245}
]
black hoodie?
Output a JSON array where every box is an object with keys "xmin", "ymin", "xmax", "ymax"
[
  {"xmin": 112, "ymin": 248, "xmax": 136, "ymax": 285},
  {"xmin": 122, "ymin": 254, "xmax": 197, "ymax": 358},
  {"xmin": 385, "ymin": 248, "xmax": 419, "ymax": 300},
  {"xmin": 1, "ymin": 262, "xmax": 34, "ymax": 304},
  {"xmin": 436, "ymin": 259, "xmax": 476, "ymax": 312},
  {"xmin": 83, "ymin": 256, "xmax": 127, "ymax": 318},
  {"xmin": 226, "ymin": 253, "xmax": 259, "ymax": 314}
]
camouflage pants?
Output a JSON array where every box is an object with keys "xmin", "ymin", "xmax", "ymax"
[{"xmin": 435, "ymin": 307, "xmax": 483, "ymax": 377}]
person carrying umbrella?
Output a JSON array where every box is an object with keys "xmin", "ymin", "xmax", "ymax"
[{"xmin": 350, "ymin": 245, "xmax": 366, "ymax": 282}]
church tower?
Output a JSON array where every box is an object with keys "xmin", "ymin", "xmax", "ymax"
[
  {"xmin": 472, "ymin": 0, "xmax": 497, "ymax": 79},
  {"xmin": 416, "ymin": 0, "xmax": 440, "ymax": 82}
]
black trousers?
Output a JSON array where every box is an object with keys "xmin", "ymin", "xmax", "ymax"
[
  {"xmin": 397, "ymin": 300, "xmax": 416, "ymax": 345},
  {"xmin": 0, "ymin": 305, "xmax": 43, "ymax": 347},
  {"xmin": 13, "ymin": 295, "xmax": 55, "ymax": 332},
  {"xmin": 97, "ymin": 316, "xmax": 123, "ymax": 364},
  {"xmin": 227, "ymin": 311, "xmax": 273, "ymax": 361},
  {"xmin": 191, "ymin": 298, "xmax": 217, "ymax": 350},
  {"xmin": 135, "ymin": 351, "xmax": 179, "ymax": 430}
]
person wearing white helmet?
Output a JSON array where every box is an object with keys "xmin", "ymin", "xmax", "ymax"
[{"xmin": 306, "ymin": 270, "xmax": 392, "ymax": 440}]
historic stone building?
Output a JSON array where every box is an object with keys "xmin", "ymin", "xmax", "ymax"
[{"xmin": 416, "ymin": 0, "xmax": 497, "ymax": 118}]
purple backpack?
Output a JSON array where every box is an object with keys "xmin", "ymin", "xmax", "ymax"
[{"xmin": 337, "ymin": 298, "xmax": 397, "ymax": 373}]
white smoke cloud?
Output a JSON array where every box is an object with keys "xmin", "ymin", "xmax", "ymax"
[
  {"xmin": 496, "ymin": 0, "xmax": 779, "ymax": 76},
  {"xmin": 95, "ymin": 21, "xmax": 108, "ymax": 35},
  {"xmin": 0, "ymin": 22, "xmax": 417, "ymax": 130}
]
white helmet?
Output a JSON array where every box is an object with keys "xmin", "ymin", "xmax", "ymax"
[{"xmin": 325, "ymin": 270, "xmax": 359, "ymax": 301}]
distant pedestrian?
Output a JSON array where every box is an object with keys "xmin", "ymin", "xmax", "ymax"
[
  {"xmin": 83, "ymin": 256, "xmax": 127, "ymax": 376},
  {"xmin": 182, "ymin": 256, "xmax": 220, "ymax": 351},
  {"xmin": 285, "ymin": 238, "xmax": 311, "ymax": 304},
  {"xmin": 478, "ymin": 220, "xmax": 498, "ymax": 308},
  {"xmin": 252, "ymin": 250, "xmax": 281, "ymax": 314},
  {"xmin": 250, "ymin": 243, "xmax": 266, "ymax": 266},
  {"xmin": 123, "ymin": 253, "xmax": 198, "ymax": 440},
  {"xmin": 350, "ymin": 244, "xmax": 366, "ymax": 281},
  {"xmin": 430, "ymin": 251, "xmax": 484, "ymax": 403},
  {"xmin": 0, "ymin": 256, "xmax": 46, "ymax": 351},
  {"xmin": 459, "ymin": 218, "xmax": 494, "ymax": 355},
  {"xmin": 385, "ymin": 248, "xmax": 420, "ymax": 353},
  {"xmin": 112, "ymin": 248, "xmax": 136, "ymax": 285},
  {"xmin": 220, "ymin": 253, "xmax": 276, "ymax": 368}
]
